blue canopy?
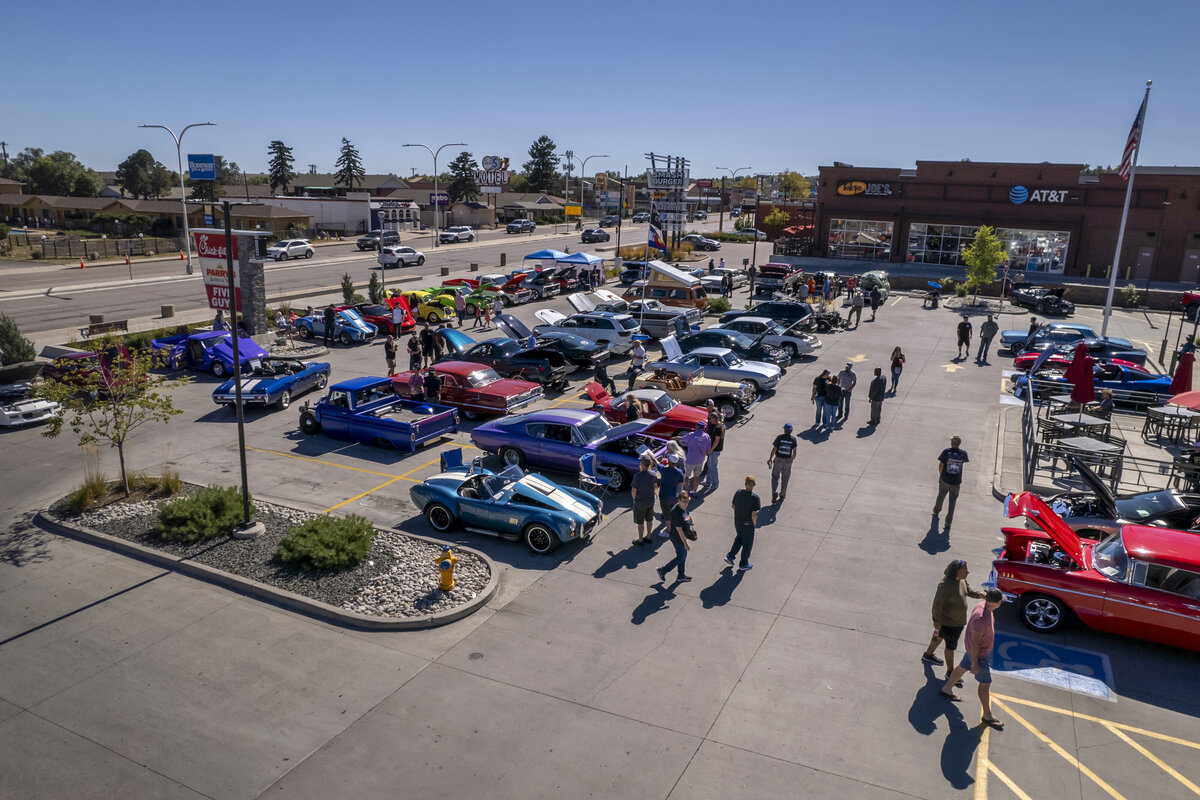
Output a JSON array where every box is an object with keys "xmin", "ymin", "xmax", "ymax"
[
  {"xmin": 524, "ymin": 249, "xmax": 569, "ymax": 261},
  {"xmin": 557, "ymin": 252, "xmax": 602, "ymax": 265},
  {"xmin": 927, "ymin": 281, "xmax": 942, "ymax": 289}
]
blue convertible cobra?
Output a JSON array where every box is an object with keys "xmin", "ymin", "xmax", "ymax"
[
  {"xmin": 410, "ymin": 463, "xmax": 602, "ymax": 554},
  {"xmin": 211, "ymin": 357, "xmax": 331, "ymax": 410},
  {"xmin": 470, "ymin": 409, "xmax": 669, "ymax": 491},
  {"xmin": 295, "ymin": 308, "xmax": 377, "ymax": 345},
  {"xmin": 1012, "ymin": 361, "xmax": 1172, "ymax": 405}
]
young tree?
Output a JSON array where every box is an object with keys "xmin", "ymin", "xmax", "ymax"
[
  {"xmin": 446, "ymin": 151, "xmax": 480, "ymax": 203},
  {"xmin": 368, "ymin": 272, "xmax": 384, "ymax": 304},
  {"xmin": 36, "ymin": 341, "xmax": 187, "ymax": 496},
  {"xmin": 960, "ymin": 225, "xmax": 1006, "ymax": 303},
  {"xmin": 0, "ymin": 313, "xmax": 36, "ymax": 365},
  {"xmin": 521, "ymin": 135, "xmax": 559, "ymax": 193},
  {"xmin": 341, "ymin": 272, "xmax": 357, "ymax": 304},
  {"xmin": 778, "ymin": 171, "xmax": 812, "ymax": 200},
  {"xmin": 268, "ymin": 140, "xmax": 296, "ymax": 194},
  {"xmin": 334, "ymin": 138, "xmax": 366, "ymax": 191},
  {"xmin": 116, "ymin": 149, "xmax": 173, "ymax": 199},
  {"xmin": 762, "ymin": 207, "xmax": 791, "ymax": 237}
]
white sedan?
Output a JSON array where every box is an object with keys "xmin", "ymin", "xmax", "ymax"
[
  {"xmin": 700, "ymin": 268, "xmax": 748, "ymax": 293},
  {"xmin": 712, "ymin": 316, "xmax": 822, "ymax": 359},
  {"xmin": 266, "ymin": 239, "xmax": 314, "ymax": 261},
  {"xmin": 378, "ymin": 245, "xmax": 426, "ymax": 268}
]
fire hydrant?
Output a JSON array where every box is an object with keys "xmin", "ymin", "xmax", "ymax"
[{"xmin": 436, "ymin": 545, "xmax": 458, "ymax": 591}]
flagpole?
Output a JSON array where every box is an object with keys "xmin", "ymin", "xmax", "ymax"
[{"xmin": 1101, "ymin": 80, "xmax": 1152, "ymax": 339}]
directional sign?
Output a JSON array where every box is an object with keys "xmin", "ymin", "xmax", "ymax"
[
  {"xmin": 943, "ymin": 363, "xmax": 964, "ymax": 373},
  {"xmin": 652, "ymin": 201, "xmax": 688, "ymax": 212},
  {"xmin": 849, "ymin": 354, "xmax": 869, "ymax": 363}
]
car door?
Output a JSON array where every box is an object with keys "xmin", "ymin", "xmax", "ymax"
[
  {"xmin": 1099, "ymin": 564, "xmax": 1196, "ymax": 644},
  {"xmin": 539, "ymin": 423, "xmax": 579, "ymax": 471}
]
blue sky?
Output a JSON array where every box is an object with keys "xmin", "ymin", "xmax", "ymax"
[{"xmin": 9, "ymin": 0, "xmax": 1199, "ymax": 179}]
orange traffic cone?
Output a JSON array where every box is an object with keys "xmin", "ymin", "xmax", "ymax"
[
  {"xmin": 125, "ymin": 256, "xmax": 131, "ymax": 266},
  {"xmin": 180, "ymin": 251, "xmax": 185, "ymax": 260},
  {"xmin": 80, "ymin": 259, "xmax": 86, "ymax": 269}
]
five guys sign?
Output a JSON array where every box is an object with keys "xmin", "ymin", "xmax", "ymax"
[{"xmin": 193, "ymin": 230, "xmax": 242, "ymax": 312}]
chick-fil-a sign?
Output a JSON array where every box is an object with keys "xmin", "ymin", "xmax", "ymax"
[{"xmin": 193, "ymin": 230, "xmax": 243, "ymax": 312}]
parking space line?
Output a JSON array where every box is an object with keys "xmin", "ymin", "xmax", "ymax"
[
  {"xmin": 890, "ymin": 296, "xmax": 903, "ymax": 307},
  {"xmin": 973, "ymin": 727, "xmax": 991, "ymax": 800},
  {"xmin": 993, "ymin": 699, "xmax": 1128, "ymax": 800},
  {"xmin": 1102, "ymin": 723, "xmax": 1200, "ymax": 796},
  {"xmin": 545, "ymin": 394, "xmax": 589, "ymax": 409},
  {"xmin": 993, "ymin": 693, "xmax": 1200, "ymax": 750},
  {"xmin": 246, "ymin": 446, "xmax": 400, "ymax": 478},
  {"xmin": 397, "ymin": 456, "xmax": 445, "ymax": 481},
  {"xmin": 988, "ymin": 762, "xmax": 1033, "ymax": 800},
  {"xmin": 324, "ymin": 476, "xmax": 405, "ymax": 514}
]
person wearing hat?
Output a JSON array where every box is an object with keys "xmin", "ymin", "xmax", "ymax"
[
  {"xmin": 628, "ymin": 336, "xmax": 648, "ymax": 389},
  {"xmin": 657, "ymin": 453, "xmax": 685, "ymax": 533},
  {"xmin": 680, "ymin": 420, "xmax": 711, "ymax": 494},
  {"xmin": 704, "ymin": 404, "xmax": 725, "ymax": 490},
  {"xmin": 767, "ymin": 423, "xmax": 798, "ymax": 504},
  {"xmin": 956, "ymin": 315, "xmax": 973, "ymax": 360},
  {"xmin": 837, "ymin": 362, "xmax": 857, "ymax": 422}
]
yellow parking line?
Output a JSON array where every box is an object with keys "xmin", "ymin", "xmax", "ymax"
[
  {"xmin": 890, "ymin": 296, "xmax": 903, "ymax": 307},
  {"xmin": 993, "ymin": 699, "xmax": 1128, "ymax": 800},
  {"xmin": 973, "ymin": 727, "xmax": 991, "ymax": 800},
  {"xmin": 324, "ymin": 476, "xmax": 405, "ymax": 513},
  {"xmin": 1103, "ymin": 723, "xmax": 1200, "ymax": 796},
  {"xmin": 397, "ymin": 456, "xmax": 445, "ymax": 480},
  {"xmin": 993, "ymin": 694, "xmax": 1200, "ymax": 750},
  {"xmin": 988, "ymin": 762, "xmax": 1033, "ymax": 800},
  {"xmin": 546, "ymin": 394, "xmax": 589, "ymax": 409},
  {"xmin": 246, "ymin": 446, "xmax": 399, "ymax": 478}
]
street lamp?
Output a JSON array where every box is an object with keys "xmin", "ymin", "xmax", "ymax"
[
  {"xmin": 139, "ymin": 122, "xmax": 216, "ymax": 274},
  {"xmin": 715, "ymin": 166, "xmax": 751, "ymax": 233},
  {"xmin": 567, "ymin": 152, "xmax": 609, "ymax": 221},
  {"xmin": 403, "ymin": 142, "xmax": 467, "ymax": 247}
]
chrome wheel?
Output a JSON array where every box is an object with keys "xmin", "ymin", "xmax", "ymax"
[
  {"xmin": 500, "ymin": 447, "xmax": 525, "ymax": 467},
  {"xmin": 1021, "ymin": 594, "xmax": 1067, "ymax": 633}
]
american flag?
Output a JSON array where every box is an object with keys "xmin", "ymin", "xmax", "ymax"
[{"xmin": 1118, "ymin": 94, "xmax": 1148, "ymax": 181}]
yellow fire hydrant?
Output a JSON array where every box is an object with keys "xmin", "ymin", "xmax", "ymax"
[{"xmin": 436, "ymin": 545, "xmax": 458, "ymax": 591}]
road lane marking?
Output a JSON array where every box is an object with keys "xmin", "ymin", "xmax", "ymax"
[
  {"xmin": 943, "ymin": 363, "xmax": 964, "ymax": 373},
  {"xmin": 993, "ymin": 699, "xmax": 1128, "ymax": 800},
  {"xmin": 324, "ymin": 476, "xmax": 405, "ymax": 513},
  {"xmin": 1102, "ymin": 723, "xmax": 1200, "ymax": 796},
  {"xmin": 246, "ymin": 446, "xmax": 400, "ymax": 478},
  {"xmin": 849, "ymin": 354, "xmax": 869, "ymax": 363},
  {"xmin": 992, "ymin": 693, "xmax": 1200, "ymax": 750}
]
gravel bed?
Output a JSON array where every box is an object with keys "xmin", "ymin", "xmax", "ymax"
[{"xmin": 47, "ymin": 491, "xmax": 490, "ymax": 619}]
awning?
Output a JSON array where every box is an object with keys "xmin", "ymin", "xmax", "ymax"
[
  {"xmin": 524, "ymin": 249, "xmax": 569, "ymax": 261},
  {"xmin": 557, "ymin": 252, "xmax": 602, "ymax": 265}
]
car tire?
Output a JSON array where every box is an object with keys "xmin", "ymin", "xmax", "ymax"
[
  {"xmin": 417, "ymin": 256, "xmax": 425, "ymax": 265},
  {"xmin": 523, "ymin": 522, "xmax": 558, "ymax": 555},
  {"xmin": 500, "ymin": 446, "xmax": 525, "ymax": 468},
  {"xmin": 606, "ymin": 467, "xmax": 629, "ymax": 492},
  {"xmin": 1036, "ymin": 300, "xmax": 1045, "ymax": 314},
  {"xmin": 426, "ymin": 311, "xmax": 441, "ymax": 323},
  {"xmin": 211, "ymin": 361, "xmax": 226, "ymax": 378},
  {"xmin": 299, "ymin": 410, "xmax": 321, "ymax": 435},
  {"xmin": 304, "ymin": 250, "xmax": 313, "ymax": 258},
  {"xmin": 278, "ymin": 390, "xmax": 291, "ymax": 409},
  {"xmin": 783, "ymin": 343, "xmax": 798, "ymax": 360},
  {"xmin": 276, "ymin": 254, "xmax": 285, "ymax": 261},
  {"xmin": 425, "ymin": 502, "xmax": 456, "ymax": 532},
  {"xmin": 316, "ymin": 372, "xmax": 328, "ymax": 389},
  {"xmin": 717, "ymin": 399, "xmax": 737, "ymax": 421},
  {"xmin": 1019, "ymin": 593, "xmax": 1069, "ymax": 633},
  {"xmin": 815, "ymin": 319, "xmax": 831, "ymax": 333},
  {"xmin": 298, "ymin": 326, "xmax": 312, "ymax": 339},
  {"xmin": 340, "ymin": 331, "xmax": 353, "ymax": 346},
  {"xmin": 462, "ymin": 408, "xmax": 480, "ymax": 421}
]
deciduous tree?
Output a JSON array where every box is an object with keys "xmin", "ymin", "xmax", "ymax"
[
  {"xmin": 778, "ymin": 171, "xmax": 812, "ymax": 200},
  {"xmin": 960, "ymin": 225, "xmax": 1006, "ymax": 303},
  {"xmin": 11, "ymin": 147, "xmax": 102, "ymax": 196},
  {"xmin": 117, "ymin": 149, "xmax": 174, "ymax": 199}
]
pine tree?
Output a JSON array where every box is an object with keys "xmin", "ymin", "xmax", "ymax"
[
  {"xmin": 268, "ymin": 140, "xmax": 296, "ymax": 194},
  {"xmin": 521, "ymin": 135, "xmax": 559, "ymax": 193},
  {"xmin": 446, "ymin": 151, "xmax": 480, "ymax": 202},
  {"xmin": 334, "ymin": 138, "xmax": 365, "ymax": 191}
]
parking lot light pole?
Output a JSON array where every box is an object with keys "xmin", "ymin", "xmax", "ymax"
[
  {"xmin": 404, "ymin": 142, "xmax": 466, "ymax": 247},
  {"xmin": 716, "ymin": 166, "xmax": 750, "ymax": 233},
  {"xmin": 140, "ymin": 122, "xmax": 215, "ymax": 274}
]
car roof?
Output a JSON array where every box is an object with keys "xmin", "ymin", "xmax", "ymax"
[
  {"xmin": 734, "ymin": 316, "xmax": 773, "ymax": 325},
  {"xmin": 433, "ymin": 360, "xmax": 494, "ymax": 376},
  {"xmin": 528, "ymin": 409, "xmax": 596, "ymax": 425},
  {"xmin": 332, "ymin": 376, "xmax": 390, "ymax": 391},
  {"xmin": 688, "ymin": 346, "xmax": 733, "ymax": 356},
  {"xmin": 1121, "ymin": 525, "xmax": 1200, "ymax": 572},
  {"xmin": 578, "ymin": 311, "xmax": 633, "ymax": 320}
]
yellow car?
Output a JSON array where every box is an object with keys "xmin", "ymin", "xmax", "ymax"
[{"xmin": 393, "ymin": 290, "xmax": 453, "ymax": 323}]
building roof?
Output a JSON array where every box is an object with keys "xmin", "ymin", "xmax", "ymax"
[
  {"xmin": 35, "ymin": 195, "xmax": 117, "ymax": 210},
  {"xmin": 0, "ymin": 193, "xmax": 34, "ymax": 205},
  {"xmin": 227, "ymin": 204, "xmax": 312, "ymax": 219},
  {"xmin": 293, "ymin": 173, "xmax": 409, "ymax": 190},
  {"xmin": 0, "ymin": 177, "xmax": 24, "ymax": 188}
]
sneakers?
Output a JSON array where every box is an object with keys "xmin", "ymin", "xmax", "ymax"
[
  {"xmin": 724, "ymin": 555, "xmax": 736, "ymax": 567},
  {"xmin": 922, "ymin": 652, "xmax": 945, "ymax": 666},
  {"xmin": 678, "ymin": 575, "xmax": 692, "ymax": 582},
  {"xmin": 656, "ymin": 567, "xmax": 667, "ymax": 582},
  {"xmin": 738, "ymin": 563, "xmax": 754, "ymax": 571}
]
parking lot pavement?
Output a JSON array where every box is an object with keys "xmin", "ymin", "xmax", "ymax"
[{"xmin": 4, "ymin": 291, "xmax": 1200, "ymax": 799}]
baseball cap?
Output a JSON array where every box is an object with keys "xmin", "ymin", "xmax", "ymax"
[
  {"xmin": 845, "ymin": 361, "xmax": 853, "ymax": 368},
  {"xmin": 696, "ymin": 421, "xmax": 707, "ymax": 430},
  {"xmin": 783, "ymin": 423, "xmax": 793, "ymax": 432},
  {"xmin": 667, "ymin": 453, "xmax": 681, "ymax": 464}
]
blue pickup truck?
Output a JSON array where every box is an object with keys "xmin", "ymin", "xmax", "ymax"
[{"xmin": 297, "ymin": 376, "xmax": 459, "ymax": 452}]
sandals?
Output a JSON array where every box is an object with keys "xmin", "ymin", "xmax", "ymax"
[
  {"xmin": 982, "ymin": 717, "xmax": 1005, "ymax": 730},
  {"xmin": 940, "ymin": 690, "xmax": 962, "ymax": 702}
]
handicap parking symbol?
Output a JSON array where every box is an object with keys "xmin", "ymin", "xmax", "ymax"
[{"xmin": 992, "ymin": 632, "xmax": 1115, "ymax": 701}]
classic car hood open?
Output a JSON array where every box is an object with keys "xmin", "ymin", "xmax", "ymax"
[
  {"xmin": 437, "ymin": 328, "xmax": 476, "ymax": 356},
  {"xmin": 584, "ymin": 382, "xmax": 612, "ymax": 407},
  {"xmin": 567, "ymin": 292, "xmax": 596, "ymax": 314},
  {"xmin": 591, "ymin": 417, "xmax": 658, "ymax": 445},
  {"xmin": 1006, "ymin": 491, "xmax": 1086, "ymax": 566},
  {"xmin": 1065, "ymin": 454, "xmax": 1118, "ymax": 518},
  {"xmin": 534, "ymin": 309, "xmax": 568, "ymax": 327},
  {"xmin": 660, "ymin": 335, "xmax": 683, "ymax": 361},
  {"xmin": 494, "ymin": 313, "xmax": 533, "ymax": 340},
  {"xmin": 210, "ymin": 336, "xmax": 269, "ymax": 365}
]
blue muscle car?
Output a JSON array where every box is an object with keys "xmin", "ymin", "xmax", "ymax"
[
  {"xmin": 295, "ymin": 308, "xmax": 377, "ymax": 345},
  {"xmin": 410, "ymin": 463, "xmax": 602, "ymax": 554},
  {"xmin": 1011, "ymin": 361, "xmax": 1172, "ymax": 404},
  {"xmin": 470, "ymin": 409, "xmax": 669, "ymax": 491},
  {"xmin": 151, "ymin": 331, "xmax": 270, "ymax": 378},
  {"xmin": 211, "ymin": 357, "xmax": 331, "ymax": 409}
]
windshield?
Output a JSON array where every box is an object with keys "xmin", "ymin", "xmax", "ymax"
[
  {"xmin": 360, "ymin": 304, "xmax": 388, "ymax": 316},
  {"xmin": 725, "ymin": 353, "xmax": 745, "ymax": 366},
  {"xmin": 725, "ymin": 331, "xmax": 755, "ymax": 348},
  {"xmin": 655, "ymin": 393, "xmax": 678, "ymax": 410},
  {"xmin": 619, "ymin": 317, "xmax": 639, "ymax": 330},
  {"xmin": 1093, "ymin": 533, "xmax": 1129, "ymax": 580},
  {"xmin": 1114, "ymin": 491, "xmax": 1185, "ymax": 520},
  {"xmin": 466, "ymin": 369, "xmax": 501, "ymax": 387},
  {"xmin": 578, "ymin": 415, "xmax": 613, "ymax": 443},
  {"xmin": 762, "ymin": 321, "xmax": 786, "ymax": 335}
]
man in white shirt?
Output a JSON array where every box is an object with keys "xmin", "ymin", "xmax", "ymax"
[{"xmin": 837, "ymin": 362, "xmax": 857, "ymax": 422}]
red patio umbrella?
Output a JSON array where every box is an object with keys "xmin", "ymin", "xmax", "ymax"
[
  {"xmin": 1169, "ymin": 350, "xmax": 1195, "ymax": 396},
  {"xmin": 1169, "ymin": 389, "xmax": 1200, "ymax": 410},
  {"xmin": 1063, "ymin": 342, "xmax": 1095, "ymax": 405}
]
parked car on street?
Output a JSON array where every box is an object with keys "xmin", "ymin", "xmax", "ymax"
[
  {"xmin": 754, "ymin": 262, "xmax": 803, "ymax": 295},
  {"xmin": 212, "ymin": 357, "xmax": 330, "ymax": 410},
  {"xmin": 1016, "ymin": 337, "xmax": 1148, "ymax": 367},
  {"xmin": 654, "ymin": 338, "xmax": 781, "ymax": 393},
  {"xmin": 357, "ymin": 229, "xmax": 400, "ymax": 251},
  {"xmin": 585, "ymin": 383, "xmax": 709, "ymax": 438},
  {"xmin": 377, "ymin": 245, "xmax": 426, "ymax": 267},
  {"xmin": 693, "ymin": 210, "xmax": 708, "ymax": 220},
  {"xmin": 397, "ymin": 290, "xmax": 455, "ymax": 323},
  {"xmin": 439, "ymin": 226, "xmax": 475, "ymax": 243},
  {"xmin": 342, "ymin": 302, "xmax": 414, "ymax": 336},
  {"xmin": 295, "ymin": 308, "xmax": 378, "ymax": 345},
  {"xmin": 493, "ymin": 314, "xmax": 611, "ymax": 369},
  {"xmin": 734, "ymin": 227, "xmax": 767, "ymax": 240},
  {"xmin": 1011, "ymin": 359, "xmax": 1170, "ymax": 404},
  {"xmin": 1045, "ymin": 455, "xmax": 1200, "ymax": 540},
  {"xmin": 677, "ymin": 328, "xmax": 789, "ymax": 368},
  {"xmin": 0, "ymin": 383, "xmax": 60, "ymax": 428},
  {"xmin": 619, "ymin": 262, "xmax": 650, "ymax": 285},
  {"xmin": 1010, "ymin": 284, "xmax": 1075, "ymax": 315},
  {"xmin": 991, "ymin": 491, "xmax": 1200, "ymax": 650},
  {"xmin": 410, "ymin": 462, "xmax": 602, "ymax": 554},
  {"xmin": 720, "ymin": 299, "xmax": 814, "ymax": 330},
  {"xmin": 681, "ymin": 234, "xmax": 721, "ymax": 251},
  {"xmin": 581, "ymin": 228, "xmax": 610, "ymax": 243},
  {"xmin": 566, "ymin": 293, "xmax": 692, "ymax": 340},
  {"xmin": 298, "ymin": 376, "xmax": 458, "ymax": 451},
  {"xmin": 714, "ymin": 317, "xmax": 822, "ymax": 360},
  {"xmin": 392, "ymin": 361, "xmax": 542, "ymax": 419},
  {"xmin": 1001, "ymin": 322, "xmax": 1101, "ymax": 354},
  {"xmin": 266, "ymin": 239, "xmax": 314, "ymax": 261},
  {"xmin": 506, "ymin": 219, "xmax": 536, "ymax": 234},
  {"xmin": 632, "ymin": 212, "xmax": 650, "ymax": 223},
  {"xmin": 599, "ymin": 215, "xmax": 620, "ymax": 227},
  {"xmin": 632, "ymin": 363, "xmax": 755, "ymax": 420},
  {"xmin": 699, "ymin": 268, "xmax": 747, "ymax": 294}
]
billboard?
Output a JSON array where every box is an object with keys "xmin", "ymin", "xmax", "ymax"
[
  {"xmin": 193, "ymin": 230, "xmax": 242, "ymax": 312},
  {"xmin": 429, "ymin": 192, "xmax": 449, "ymax": 206},
  {"xmin": 187, "ymin": 154, "xmax": 216, "ymax": 181},
  {"xmin": 647, "ymin": 169, "xmax": 689, "ymax": 189}
]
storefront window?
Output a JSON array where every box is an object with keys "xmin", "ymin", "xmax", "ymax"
[
  {"xmin": 907, "ymin": 222, "xmax": 1069, "ymax": 273},
  {"xmin": 828, "ymin": 218, "xmax": 893, "ymax": 260}
]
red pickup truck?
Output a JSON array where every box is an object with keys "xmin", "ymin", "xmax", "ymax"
[{"xmin": 1182, "ymin": 289, "xmax": 1200, "ymax": 320}]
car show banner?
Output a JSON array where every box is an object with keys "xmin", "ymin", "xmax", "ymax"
[{"xmin": 193, "ymin": 229, "xmax": 242, "ymax": 312}]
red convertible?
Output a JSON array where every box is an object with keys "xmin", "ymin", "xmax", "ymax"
[
  {"xmin": 993, "ymin": 492, "xmax": 1200, "ymax": 652},
  {"xmin": 336, "ymin": 302, "xmax": 414, "ymax": 336},
  {"xmin": 1012, "ymin": 352, "xmax": 1140, "ymax": 371},
  {"xmin": 391, "ymin": 361, "xmax": 542, "ymax": 419},
  {"xmin": 585, "ymin": 382, "xmax": 708, "ymax": 438}
]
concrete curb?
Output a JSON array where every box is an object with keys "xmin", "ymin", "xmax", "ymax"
[{"xmin": 34, "ymin": 509, "xmax": 500, "ymax": 631}]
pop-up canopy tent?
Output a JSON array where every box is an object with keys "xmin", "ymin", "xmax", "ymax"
[
  {"xmin": 523, "ymin": 248, "xmax": 569, "ymax": 262},
  {"xmin": 557, "ymin": 251, "xmax": 603, "ymax": 266}
]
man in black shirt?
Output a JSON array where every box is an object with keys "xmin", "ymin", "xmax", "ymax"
[
  {"xmin": 656, "ymin": 491, "xmax": 694, "ymax": 584},
  {"xmin": 768, "ymin": 423, "xmax": 798, "ymax": 504},
  {"xmin": 423, "ymin": 369, "xmax": 442, "ymax": 402},
  {"xmin": 704, "ymin": 410, "xmax": 725, "ymax": 490},
  {"xmin": 593, "ymin": 358, "xmax": 616, "ymax": 395},
  {"xmin": 419, "ymin": 322, "xmax": 436, "ymax": 368},
  {"xmin": 725, "ymin": 475, "xmax": 761, "ymax": 571},
  {"xmin": 956, "ymin": 315, "xmax": 972, "ymax": 359},
  {"xmin": 322, "ymin": 305, "xmax": 336, "ymax": 347},
  {"xmin": 868, "ymin": 367, "xmax": 887, "ymax": 425},
  {"xmin": 811, "ymin": 369, "xmax": 830, "ymax": 429},
  {"xmin": 932, "ymin": 435, "xmax": 969, "ymax": 531}
]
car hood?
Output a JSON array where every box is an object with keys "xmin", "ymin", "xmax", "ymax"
[
  {"xmin": 1065, "ymin": 455, "xmax": 1118, "ymax": 518},
  {"xmin": 210, "ymin": 336, "xmax": 269, "ymax": 364},
  {"xmin": 567, "ymin": 292, "xmax": 596, "ymax": 313},
  {"xmin": 512, "ymin": 473, "xmax": 601, "ymax": 521},
  {"xmin": 1006, "ymin": 491, "xmax": 1086, "ymax": 566},
  {"xmin": 478, "ymin": 377, "xmax": 543, "ymax": 397},
  {"xmin": 591, "ymin": 417, "xmax": 659, "ymax": 445},
  {"xmin": 437, "ymin": 328, "xmax": 476, "ymax": 355},
  {"xmin": 213, "ymin": 374, "xmax": 289, "ymax": 395},
  {"xmin": 534, "ymin": 309, "xmax": 568, "ymax": 327},
  {"xmin": 494, "ymin": 313, "xmax": 533, "ymax": 340}
]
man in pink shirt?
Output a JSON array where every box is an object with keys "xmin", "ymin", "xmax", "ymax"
[{"xmin": 940, "ymin": 589, "xmax": 1004, "ymax": 730}]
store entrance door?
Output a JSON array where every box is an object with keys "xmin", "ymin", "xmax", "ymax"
[
  {"xmin": 1136, "ymin": 247, "xmax": 1155, "ymax": 277},
  {"xmin": 1183, "ymin": 249, "xmax": 1200, "ymax": 280}
]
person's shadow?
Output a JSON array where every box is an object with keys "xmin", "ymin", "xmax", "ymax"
[
  {"xmin": 855, "ymin": 424, "xmax": 877, "ymax": 438},
  {"xmin": 907, "ymin": 667, "xmax": 983, "ymax": 791},
  {"xmin": 919, "ymin": 515, "xmax": 951, "ymax": 554},
  {"xmin": 631, "ymin": 584, "xmax": 675, "ymax": 625},
  {"xmin": 699, "ymin": 568, "xmax": 745, "ymax": 608},
  {"xmin": 800, "ymin": 427, "xmax": 830, "ymax": 443},
  {"xmin": 593, "ymin": 540, "xmax": 661, "ymax": 579},
  {"xmin": 755, "ymin": 505, "xmax": 778, "ymax": 527}
]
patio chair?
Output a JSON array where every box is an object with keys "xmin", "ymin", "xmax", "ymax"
[
  {"xmin": 440, "ymin": 448, "xmax": 464, "ymax": 472},
  {"xmin": 578, "ymin": 453, "xmax": 616, "ymax": 498}
]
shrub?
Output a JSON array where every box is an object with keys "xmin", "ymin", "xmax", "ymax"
[
  {"xmin": 341, "ymin": 272, "xmax": 356, "ymax": 304},
  {"xmin": 276, "ymin": 514, "xmax": 376, "ymax": 571},
  {"xmin": 30, "ymin": 251, "xmax": 42, "ymax": 259},
  {"xmin": 0, "ymin": 313, "xmax": 37, "ymax": 365},
  {"xmin": 157, "ymin": 485, "xmax": 251, "ymax": 542},
  {"xmin": 708, "ymin": 296, "xmax": 732, "ymax": 314},
  {"xmin": 955, "ymin": 284, "xmax": 969, "ymax": 298},
  {"xmin": 368, "ymin": 272, "xmax": 384, "ymax": 304},
  {"xmin": 1121, "ymin": 282, "xmax": 1140, "ymax": 307},
  {"xmin": 156, "ymin": 468, "xmax": 183, "ymax": 496},
  {"xmin": 66, "ymin": 470, "xmax": 109, "ymax": 514},
  {"xmin": 124, "ymin": 331, "xmax": 153, "ymax": 352}
]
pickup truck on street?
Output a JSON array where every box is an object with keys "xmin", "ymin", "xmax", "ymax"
[{"xmin": 298, "ymin": 377, "xmax": 459, "ymax": 452}]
